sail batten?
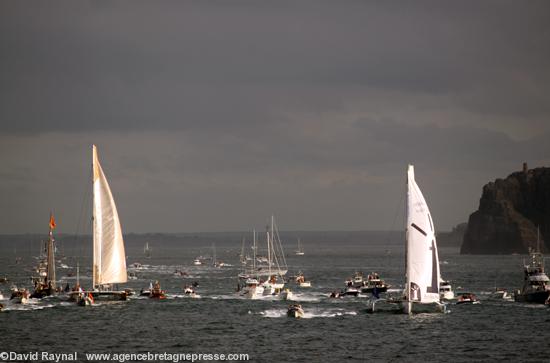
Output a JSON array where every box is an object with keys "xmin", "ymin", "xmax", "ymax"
[
  {"xmin": 406, "ymin": 165, "xmax": 440, "ymax": 305},
  {"xmin": 92, "ymin": 145, "xmax": 127, "ymax": 287}
]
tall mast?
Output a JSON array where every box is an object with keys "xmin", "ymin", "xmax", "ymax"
[
  {"xmin": 267, "ymin": 222, "xmax": 272, "ymax": 276},
  {"xmin": 253, "ymin": 229, "xmax": 256, "ymax": 271},
  {"xmin": 46, "ymin": 212, "xmax": 56, "ymax": 289},
  {"xmin": 92, "ymin": 145, "xmax": 97, "ymax": 289}
]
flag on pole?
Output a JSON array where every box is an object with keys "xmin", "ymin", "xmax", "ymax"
[{"xmin": 49, "ymin": 213, "xmax": 56, "ymax": 230}]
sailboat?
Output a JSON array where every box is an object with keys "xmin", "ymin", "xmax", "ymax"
[
  {"xmin": 237, "ymin": 229, "xmax": 265, "ymax": 299},
  {"xmin": 70, "ymin": 145, "xmax": 128, "ymax": 302},
  {"xmin": 30, "ymin": 213, "xmax": 58, "ymax": 298},
  {"xmin": 401, "ymin": 165, "xmax": 446, "ymax": 314},
  {"xmin": 295, "ymin": 238, "xmax": 305, "ymax": 256},
  {"xmin": 260, "ymin": 216, "xmax": 288, "ymax": 295},
  {"xmin": 144, "ymin": 242, "xmax": 152, "ymax": 259}
]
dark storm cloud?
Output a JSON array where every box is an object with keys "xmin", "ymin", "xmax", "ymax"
[
  {"xmin": 1, "ymin": 1, "xmax": 549, "ymax": 134},
  {"xmin": 1, "ymin": 1, "xmax": 549, "ymax": 233}
]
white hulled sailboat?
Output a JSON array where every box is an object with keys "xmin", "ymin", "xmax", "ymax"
[
  {"xmin": 72, "ymin": 145, "xmax": 128, "ymax": 303},
  {"xmin": 401, "ymin": 165, "xmax": 445, "ymax": 314}
]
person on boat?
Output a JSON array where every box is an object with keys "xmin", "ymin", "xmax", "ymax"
[
  {"xmin": 372, "ymin": 286, "xmax": 380, "ymax": 299},
  {"xmin": 64, "ymin": 283, "xmax": 70, "ymax": 292}
]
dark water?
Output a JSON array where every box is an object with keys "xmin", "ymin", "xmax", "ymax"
[{"xmin": 1, "ymin": 232, "xmax": 549, "ymax": 363}]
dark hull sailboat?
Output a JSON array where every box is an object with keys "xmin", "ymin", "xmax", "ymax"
[{"xmin": 31, "ymin": 213, "xmax": 58, "ymax": 299}]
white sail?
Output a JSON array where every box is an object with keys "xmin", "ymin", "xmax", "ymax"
[
  {"xmin": 92, "ymin": 145, "xmax": 127, "ymax": 287},
  {"xmin": 405, "ymin": 165, "xmax": 440, "ymax": 306}
]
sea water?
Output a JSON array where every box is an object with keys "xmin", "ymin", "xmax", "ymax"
[{"xmin": 0, "ymin": 232, "xmax": 547, "ymax": 362}]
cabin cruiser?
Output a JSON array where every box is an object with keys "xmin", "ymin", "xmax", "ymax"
[
  {"xmin": 193, "ymin": 258, "xmax": 202, "ymax": 266},
  {"xmin": 456, "ymin": 293, "xmax": 480, "ymax": 305},
  {"xmin": 361, "ymin": 272, "xmax": 389, "ymax": 294},
  {"xmin": 287, "ymin": 304, "xmax": 305, "ymax": 319},
  {"xmin": 514, "ymin": 247, "xmax": 550, "ymax": 304},
  {"xmin": 439, "ymin": 280, "xmax": 454, "ymax": 300},
  {"xmin": 345, "ymin": 271, "xmax": 364, "ymax": 288}
]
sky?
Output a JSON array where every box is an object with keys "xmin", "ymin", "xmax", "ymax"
[{"xmin": 1, "ymin": 1, "xmax": 549, "ymax": 234}]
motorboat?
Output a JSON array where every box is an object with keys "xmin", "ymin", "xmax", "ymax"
[
  {"xmin": 361, "ymin": 272, "xmax": 389, "ymax": 294},
  {"xmin": 295, "ymin": 272, "xmax": 312, "ymax": 288},
  {"xmin": 10, "ymin": 288, "xmax": 30, "ymax": 304},
  {"xmin": 456, "ymin": 293, "xmax": 480, "ymax": 305},
  {"xmin": 344, "ymin": 287, "xmax": 360, "ymax": 297},
  {"xmin": 345, "ymin": 271, "xmax": 364, "ymax": 288},
  {"xmin": 239, "ymin": 278, "xmax": 265, "ymax": 299},
  {"xmin": 514, "ymin": 237, "xmax": 550, "ymax": 304},
  {"xmin": 439, "ymin": 280, "xmax": 455, "ymax": 300},
  {"xmin": 184, "ymin": 286, "xmax": 200, "ymax": 298},
  {"xmin": 287, "ymin": 304, "xmax": 304, "ymax": 318},
  {"xmin": 149, "ymin": 281, "xmax": 166, "ymax": 299},
  {"xmin": 490, "ymin": 288, "xmax": 511, "ymax": 300}
]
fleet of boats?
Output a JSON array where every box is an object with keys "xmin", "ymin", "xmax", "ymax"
[{"xmin": 1, "ymin": 160, "xmax": 549, "ymax": 315}]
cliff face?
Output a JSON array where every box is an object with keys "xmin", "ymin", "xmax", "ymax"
[{"xmin": 461, "ymin": 167, "xmax": 550, "ymax": 254}]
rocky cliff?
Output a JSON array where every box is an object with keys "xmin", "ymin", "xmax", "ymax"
[{"xmin": 461, "ymin": 165, "xmax": 550, "ymax": 254}]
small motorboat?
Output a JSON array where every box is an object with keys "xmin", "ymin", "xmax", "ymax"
[
  {"xmin": 287, "ymin": 304, "xmax": 305, "ymax": 319},
  {"xmin": 149, "ymin": 281, "xmax": 166, "ymax": 299},
  {"xmin": 193, "ymin": 258, "xmax": 202, "ymax": 266},
  {"xmin": 295, "ymin": 272, "xmax": 312, "ymax": 288},
  {"xmin": 0, "ymin": 276, "xmax": 8, "ymax": 283},
  {"xmin": 490, "ymin": 288, "xmax": 510, "ymax": 300},
  {"xmin": 344, "ymin": 287, "xmax": 360, "ymax": 297},
  {"xmin": 439, "ymin": 280, "xmax": 454, "ymax": 300},
  {"xmin": 361, "ymin": 272, "xmax": 389, "ymax": 294},
  {"xmin": 345, "ymin": 271, "xmax": 364, "ymax": 289},
  {"xmin": 10, "ymin": 288, "xmax": 29, "ymax": 304},
  {"xmin": 456, "ymin": 293, "xmax": 480, "ymax": 305},
  {"xmin": 184, "ymin": 286, "xmax": 200, "ymax": 298}
]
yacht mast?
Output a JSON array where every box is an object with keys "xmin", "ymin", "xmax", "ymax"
[{"xmin": 46, "ymin": 212, "xmax": 56, "ymax": 289}]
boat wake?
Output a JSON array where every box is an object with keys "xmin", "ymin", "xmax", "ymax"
[{"xmin": 259, "ymin": 307, "xmax": 357, "ymax": 319}]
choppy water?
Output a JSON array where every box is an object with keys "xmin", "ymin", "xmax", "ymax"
[{"xmin": 1, "ymin": 233, "xmax": 549, "ymax": 362}]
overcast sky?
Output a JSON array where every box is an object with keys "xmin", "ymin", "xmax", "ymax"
[{"xmin": 1, "ymin": 1, "xmax": 549, "ymax": 234}]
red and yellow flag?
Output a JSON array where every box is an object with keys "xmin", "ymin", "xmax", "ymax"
[{"xmin": 49, "ymin": 213, "xmax": 56, "ymax": 230}]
